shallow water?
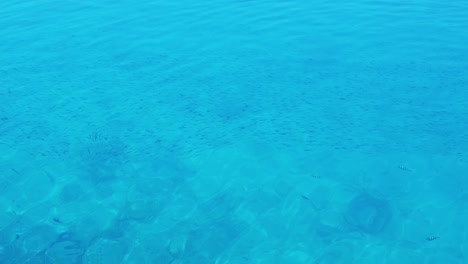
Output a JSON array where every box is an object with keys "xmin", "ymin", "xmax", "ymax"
[{"xmin": 1, "ymin": 0, "xmax": 467, "ymax": 263}]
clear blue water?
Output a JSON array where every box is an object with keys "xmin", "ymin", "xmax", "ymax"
[{"xmin": 1, "ymin": 0, "xmax": 467, "ymax": 263}]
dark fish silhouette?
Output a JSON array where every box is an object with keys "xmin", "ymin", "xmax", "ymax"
[{"xmin": 426, "ymin": 236, "xmax": 440, "ymax": 241}]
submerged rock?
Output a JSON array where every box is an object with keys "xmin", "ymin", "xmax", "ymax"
[{"xmin": 344, "ymin": 193, "xmax": 392, "ymax": 234}]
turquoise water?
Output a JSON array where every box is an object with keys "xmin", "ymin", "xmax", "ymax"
[{"xmin": 1, "ymin": 0, "xmax": 467, "ymax": 263}]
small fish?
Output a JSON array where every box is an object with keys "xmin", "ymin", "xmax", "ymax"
[
  {"xmin": 426, "ymin": 236, "xmax": 440, "ymax": 241},
  {"xmin": 398, "ymin": 165, "xmax": 411, "ymax": 171}
]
